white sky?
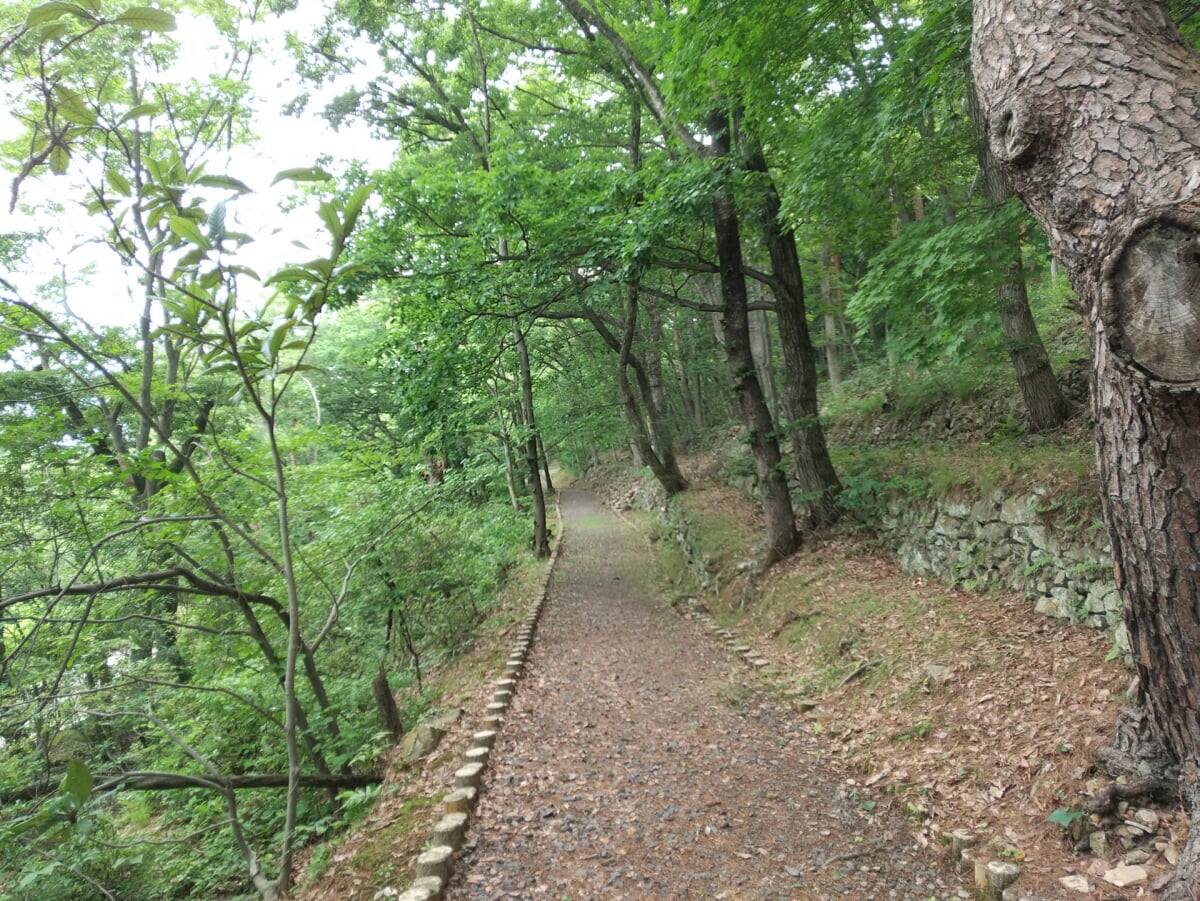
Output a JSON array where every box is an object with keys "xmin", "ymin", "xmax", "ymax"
[{"xmin": 3, "ymin": 0, "xmax": 395, "ymax": 326}]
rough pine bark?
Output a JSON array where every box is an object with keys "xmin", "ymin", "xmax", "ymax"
[{"xmin": 973, "ymin": 2, "xmax": 1200, "ymax": 893}]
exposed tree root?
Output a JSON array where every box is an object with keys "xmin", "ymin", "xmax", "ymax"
[
  {"xmin": 1082, "ymin": 775, "xmax": 1177, "ymax": 815},
  {"xmin": 1090, "ymin": 706, "xmax": 1197, "ymax": 899},
  {"xmin": 1160, "ymin": 782, "xmax": 1200, "ymax": 901}
]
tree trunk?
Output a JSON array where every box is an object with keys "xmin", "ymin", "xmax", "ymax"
[
  {"xmin": 644, "ymin": 300, "xmax": 686, "ymax": 481},
  {"xmin": 709, "ymin": 111, "xmax": 798, "ymax": 566},
  {"xmin": 745, "ymin": 148, "xmax": 841, "ymax": 528},
  {"xmin": 496, "ymin": 405, "xmax": 522, "ymax": 512},
  {"xmin": 967, "ymin": 78, "xmax": 1073, "ymax": 431},
  {"xmin": 537, "ymin": 434, "xmax": 555, "ymax": 494},
  {"xmin": 372, "ymin": 663, "xmax": 403, "ymax": 742},
  {"xmin": 513, "ymin": 322, "xmax": 549, "ymax": 558},
  {"xmin": 820, "ymin": 242, "xmax": 843, "ymax": 390},
  {"xmin": 748, "ymin": 302, "xmax": 777, "ymax": 422},
  {"xmin": 973, "ymin": 3, "xmax": 1200, "ymax": 893},
  {"xmin": 671, "ymin": 325, "xmax": 697, "ymax": 426},
  {"xmin": 576, "ymin": 302, "xmax": 689, "ymax": 496}
]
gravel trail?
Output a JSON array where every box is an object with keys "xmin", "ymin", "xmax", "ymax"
[{"xmin": 445, "ymin": 490, "xmax": 963, "ymax": 900}]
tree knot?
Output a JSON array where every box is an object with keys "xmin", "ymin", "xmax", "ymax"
[{"xmin": 989, "ymin": 95, "xmax": 1052, "ymax": 167}]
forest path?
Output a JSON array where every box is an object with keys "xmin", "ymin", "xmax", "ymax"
[{"xmin": 444, "ymin": 489, "xmax": 961, "ymax": 900}]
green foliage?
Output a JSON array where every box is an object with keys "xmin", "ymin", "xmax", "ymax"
[
  {"xmin": 847, "ymin": 203, "xmax": 1036, "ymax": 365},
  {"xmin": 835, "ymin": 463, "xmax": 929, "ymax": 520}
]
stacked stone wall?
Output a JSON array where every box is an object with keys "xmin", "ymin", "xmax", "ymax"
[{"xmin": 876, "ymin": 488, "xmax": 1126, "ymax": 650}]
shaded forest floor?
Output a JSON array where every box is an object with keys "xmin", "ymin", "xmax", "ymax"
[{"xmin": 293, "ymin": 457, "xmax": 1181, "ymax": 900}]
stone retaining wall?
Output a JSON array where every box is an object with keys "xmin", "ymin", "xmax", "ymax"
[{"xmin": 876, "ymin": 487, "xmax": 1127, "ymax": 651}]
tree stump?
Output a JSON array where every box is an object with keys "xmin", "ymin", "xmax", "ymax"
[
  {"xmin": 442, "ymin": 786, "xmax": 476, "ymax": 814},
  {"xmin": 947, "ymin": 829, "xmax": 976, "ymax": 871},
  {"xmin": 432, "ymin": 812, "xmax": 469, "ymax": 849},
  {"xmin": 454, "ymin": 762, "xmax": 485, "ymax": 788},
  {"xmin": 975, "ymin": 859, "xmax": 1020, "ymax": 899},
  {"xmin": 414, "ymin": 845, "xmax": 454, "ymax": 882},
  {"xmin": 397, "ymin": 876, "xmax": 444, "ymax": 901}
]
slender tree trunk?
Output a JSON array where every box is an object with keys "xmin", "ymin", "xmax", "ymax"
[
  {"xmin": 372, "ymin": 664, "xmax": 403, "ymax": 742},
  {"xmin": 495, "ymin": 405, "xmax": 522, "ymax": 512},
  {"xmin": 820, "ymin": 242, "xmax": 843, "ymax": 390},
  {"xmin": 671, "ymin": 325, "xmax": 696, "ymax": 426},
  {"xmin": 644, "ymin": 300, "xmax": 683, "ymax": 478},
  {"xmin": 709, "ymin": 111, "xmax": 798, "ymax": 566},
  {"xmin": 974, "ymin": 3, "xmax": 1200, "ymax": 893},
  {"xmin": 513, "ymin": 322, "xmax": 549, "ymax": 558},
  {"xmin": 576, "ymin": 303, "xmax": 689, "ymax": 495},
  {"xmin": 967, "ymin": 78, "xmax": 1072, "ymax": 431},
  {"xmin": 745, "ymin": 148, "xmax": 841, "ymax": 528},
  {"xmin": 748, "ymin": 302, "xmax": 777, "ymax": 423},
  {"xmin": 537, "ymin": 434, "xmax": 555, "ymax": 494}
]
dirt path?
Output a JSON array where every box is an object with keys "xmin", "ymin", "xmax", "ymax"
[{"xmin": 445, "ymin": 490, "xmax": 963, "ymax": 900}]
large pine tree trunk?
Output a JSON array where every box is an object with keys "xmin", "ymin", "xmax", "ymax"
[{"xmin": 973, "ymin": 2, "xmax": 1200, "ymax": 893}]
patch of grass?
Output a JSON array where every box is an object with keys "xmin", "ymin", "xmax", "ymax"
[
  {"xmin": 831, "ymin": 435, "xmax": 1097, "ymax": 525},
  {"xmin": 673, "ymin": 488, "xmax": 761, "ymax": 566},
  {"xmin": 349, "ymin": 793, "xmax": 443, "ymax": 877}
]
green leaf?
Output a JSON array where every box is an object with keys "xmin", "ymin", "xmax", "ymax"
[
  {"xmin": 332, "ymin": 262, "xmax": 368, "ymax": 281},
  {"xmin": 49, "ymin": 144, "xmax": 70, "ymax": 175},
  {"xmin": 227, "ymin": 264, "xmax": 261, "ymax": 281},
  {"xmin": 61, "ymin": 759, "xmax": 92, "ymax": 808},
  {"xmin": 340, "ymin": 184, "xmax": 374, "ymax": 237},
  {"xmin": 203, "ymin": 359, "xmax": 238, "ymax": 376},
  {"xmin": 1047, "ymin": 808, "xmax": 1083, "ymax": 828},
  {"xmin": 54, "ymin": 87, "xmax": 96, "ymax": 126},
  {"xmin": 265, "ymin": 267, "xmax": 320, "ymax": 286},
  {"xmin": 117, "ymin": 102, "xmax": 160, "ymax": 124},
  {"xmin": 271, "ymin": 167, "xmax": 333, "ymax": 186},
  {"xmin": 37, "ymin": 21, "xmax": 70, "ymax": 41},
  {"xmin": 110, "ymin": 6, "xmax": 176, "ymax": 31},
  {"xmin": 207, "ymin": 200, "xmax": 227, "ymax": 239},
  {"xmin": 25, "ymin": 2, "xmax": 92, "ymax": 27},
  {"xmin": 194, "ymin": 174, "xmax": 253, "ymax": 194},
  {"xmin": 317, "ymin": 200, "xmax": 342, "ymax": 242},
  {"xmin": 262, "ymin": 318, "xmax": 296, "ymax": 363},
  {"xmin": 105, "ymin": 168, "xmax": 132, "ymax": 196},
  {"xmin": 168, "ymin": 215, "xmax": 207, "ymax": 246}
]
